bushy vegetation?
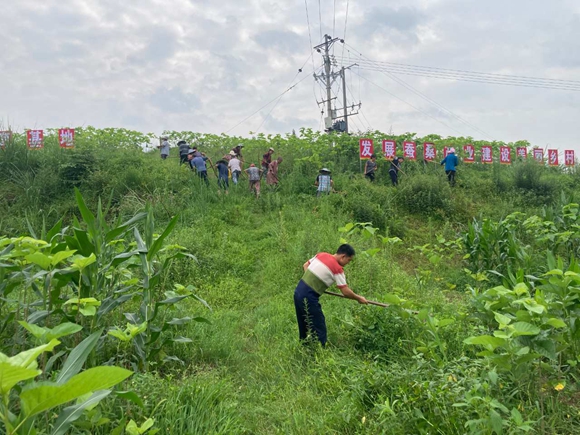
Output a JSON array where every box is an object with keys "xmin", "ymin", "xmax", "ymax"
[{"xmin": 1, "ymin": 127, "xmax": 580, "ymax": 434}]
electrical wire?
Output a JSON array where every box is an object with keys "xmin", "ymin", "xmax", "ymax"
[
  {"xmin": 225, "ymin": 61, "xmax": 319, "ymax": 134},
  {"xmin": 304, "ymin": 0, "xmax": 316, "ymax": 71},
  {"xmin": 343, "ymin": 45, "xmax": 494, "ymax": 139},
  {"xmin": 341, "ymin": 0, "xmax": 349, "ymax": 62},
  {"xmin": 352, "ymin": 69, "xmax": 466, "ymax": 135},
  {"xmin": 318, "ymin": 0, "xmax": 323, "ymax": 41},
  {"xmin": 345, "ymin": 81, "xmax": 373, "ymax": 131},
  {"xmin": 337, "ymin": 55, "xmax": 580, "ymax": 92},
  {"xmin": 332, "ymin": 0, "xmax": 336, "ymax": 38}
]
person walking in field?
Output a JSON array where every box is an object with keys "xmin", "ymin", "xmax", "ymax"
[
  {"xmin": 261, "ymin": 147, "xmax": 275, "ymax": 179},
  {"xmin": 266, "ymin": 157, "xmax": 282, "ymax": 187},
  {"xmin": 364, "ymin": 154, "xmax": 378, "ymax": 182},
  {"xmin": 294, "ymin": 244, "xmax": 368, "ymax": 346},
  {"xmin": 216, "ymin": 159, "xmax": 229, "ymax": 194},
  {"xmin": 231, "ymin": 144, "xmax": 244, "ymax": 160},
  {"xmin": 191, "ymin": 153, "xmax": 213, "ymax": 187},
  {"xmin": 228, "ymin": 152, "xmax": 243, "ymax": 185},
  {"xmin": 245, "ymin": 163, "xmax": 262, "ymax": 197},
  {"xmin": 158, "ymin": 136, "xmax": 170, "ymax": 160},
  {"xmin": 389, "ymin": 156, "xmax": 404, "ymax": 186},
  {"xmin": 315, "ymin": 168, "xmax": 334, "ymax": 196},
  {"xmin": 178, "ymin": 140, "xmax": 190, "ymax": 164},
  {"xmin": 441, "ymin": 147, "xmax": 459, "ymax": 186}
]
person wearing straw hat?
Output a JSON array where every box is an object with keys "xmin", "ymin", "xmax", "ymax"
[
  {"xmin": 315, "ymin": 168, "xmax": 334, "ymax": 196},
  {"xmin": 158, "ymin": 135, "xmax": 170, "ymax": 160},
  {"xmin": 440, "ymin": 148, "xmax": 459, "ymax": 186}
]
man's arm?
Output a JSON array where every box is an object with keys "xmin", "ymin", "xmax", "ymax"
[
  {"xmin": 338, "ymin": 286, "xmax": 368, "ymax": 304},
  {"xmin": 303, "ymin": 261, "xmax": 310, "ymax": 271}
]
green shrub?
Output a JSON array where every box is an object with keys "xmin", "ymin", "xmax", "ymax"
[{"xmin": 399, "ymin": 174, "xmax": 453, "ymax": 217}]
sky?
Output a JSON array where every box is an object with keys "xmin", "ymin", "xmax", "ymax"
[{"xmin": 1, "ymin": 0, "xmax": 580, "ymax": 151}]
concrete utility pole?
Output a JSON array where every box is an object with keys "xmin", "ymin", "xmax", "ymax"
[
  {"xmin": 314, "ymin": 35, "xmax": 340, "ymax": 131},
  {"xmin": 341, "ymin": 67, "xmax": 348, "ymax": 134},
  {"xmin": 313, "ymin": 35, "xmax": 361, "ymax": 133}
]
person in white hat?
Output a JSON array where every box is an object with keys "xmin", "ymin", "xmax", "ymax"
[
  {"xmin": 158, "ymin": 135, "xmax": 170, "ymax": 160},
  {"xmin": 440, "ymin": 147, "xmax": 459, "ymax": 186},
  {"xmin": 228, "ymin": 151, "xmax": 243, "ymax": 185},
  {"xmin": 261, "ymin": 147, "xmax": 275, "ymax": 179}
]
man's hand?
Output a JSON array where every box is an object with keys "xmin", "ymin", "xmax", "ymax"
[{"xmin": 357, "ymin": 296, "xmax": 369, "ymax": 305}]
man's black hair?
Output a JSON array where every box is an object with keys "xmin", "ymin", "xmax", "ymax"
[{"xmin": 337, "ymin": 244, "xmax": 355, "ymax": 257}]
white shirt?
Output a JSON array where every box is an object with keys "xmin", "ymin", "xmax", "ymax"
[{"xmin": 228, "ymin": 158, "xmax": 241, "ymax": 172}]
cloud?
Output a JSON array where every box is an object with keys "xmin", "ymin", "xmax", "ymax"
[{"xmin": 0, "ymin": 0, "xmax": 579, "ymax": 154}]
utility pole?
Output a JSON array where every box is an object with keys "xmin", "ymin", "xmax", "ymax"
[
  {"xmin": 313, "ymin": 35, "xmax": 362, "ymax": 134},
  {"xmin": 341, "ymin": 67, "xmax": 348, "ymax": 134}
]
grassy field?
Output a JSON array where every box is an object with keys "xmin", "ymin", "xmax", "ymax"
[{"xmin": 1, "ymin": 128, "xmax": 580, "ymax": 434}]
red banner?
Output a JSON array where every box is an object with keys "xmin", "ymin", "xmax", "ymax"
[
  {"xmin": 359, "ymin": 139, "xmax": 374, "ymax": 160},
  {"xmin": 423, "ymin": 142, "xmax": 436, "ymax": 161},
  {"xmin": 533, "ymin": 148, "xmax": 544, "ymax": 162},
  {"xmin": 442, "ymin": 147, "xmax": 451, "ymax": 158},
  {"xmin": 565, "ymin": 150, "xmax": 575, "ymax": 166},
  {"xmin": 548, "ymin": 149, "xmax": 559, "ymax": 166},
  {"xmin": 58, "ymin": 128, "xmax": 75, "ymax": 148},
  {"xmin": 403, "ymin": 141, "xmax": 417, "ymax": 160},
  {"xmin": 27, "ymin": 130, "xmax": 44, "ymax": 149},
  {"xmin": 0, "ymin": 131, "xmax": 11, "ymax": 149},
  {"xmin": 516, "ymin": 147, "xmax": 527, "ymax": 159},
  {"xmin": 382, "ymin": 140, "xmax": 396, "ymax": 160},
  {"xmin": 463, "ymin": 144, "xmax": 475, "ymax": 163},
  {"xmin": 499, "ymin": 146, "xmax": 511, "ymax": 164},
  {"xmin": 481, "ymin": 145, "xmax": 493, "ymax": 164}
]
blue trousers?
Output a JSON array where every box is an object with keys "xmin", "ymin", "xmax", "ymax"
[{"xmin": 294, "ymin": 280, "xmax": 327, "ymax": 346}]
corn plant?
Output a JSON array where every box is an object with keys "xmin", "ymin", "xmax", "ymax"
[{"xmin": 0, "ymin": 331, "xmax": 132, "ymax": 434}]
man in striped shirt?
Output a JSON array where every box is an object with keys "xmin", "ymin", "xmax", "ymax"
[{"xmin": 294, "ymin": 244, "xmax": 368, "ymax": 346}]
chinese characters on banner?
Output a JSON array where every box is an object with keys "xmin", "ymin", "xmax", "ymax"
[
  {"xmin": 403, "ymin": 141, "xmax": 417, "ymax": 160},
  {"xmin": 27, "ymin": 130, "xmax": 44, "ymax": 149},
  {"xmin": 463, "ymin": 144, "xmax": 475, "ymax": 163},
  {"xmin": 516, "ymin": 147, "xmax": 527, "ymax": 159},
  {"xmin": 359, "ymin": 139, "xmax": 374, "ymax": 159},
  {"xmin": 0, "ymin": 131, "xmax": 11, "ymax": 149},
  {"xmin": 481, "ymin": 145, "xmax": 493, "ymax": 164},
  {"xmin": 499, "ymin": 146, "xmax": 511, "ymax": 164},
  {"xmin": 565, "ymin": 150, "xmax": 575, "ymax": 166},
  {"xmin": 533, "ymin": 148, "xmax": 544, "ymax": 162},
  {"xmin": 423, "ymin": 142, "xmax": 436, "ymax": 161},
  {"xmin": 382, "ymin": 140, "xmax": 396, "ymax": 160},
  {"xmin": 58, "ymin": 128, "xmax": 75, "ymax": 148},
  {"xmin": 548, "ymin": 149, "xmax": 559, "ymax": 166}
]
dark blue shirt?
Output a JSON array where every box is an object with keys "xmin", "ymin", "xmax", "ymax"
[
  {"xmin": 216, "ymin": 161, "xmax": 229, "ymax": 179},
  {"xmin": 441, "ymin": 154, "xmax": 459, "ymax": 171}
]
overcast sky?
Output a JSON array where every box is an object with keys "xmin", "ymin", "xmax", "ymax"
[{"xmin": 1, "ymin": 0, "xmax": 580, "ymax": 151}]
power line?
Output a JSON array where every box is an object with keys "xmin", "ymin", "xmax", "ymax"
[
  {"xmin": 225, "ymin": 62, "xmax": 319, "ymax": 134},
  {"xmin": 341, "ymin": 0, "xmax": 349, "ymax": 61},
  {"xmin": 347, "ymin": 57, "xmax": 580, "ymax": 86},
  {"xmin": 304, "ymin": 0, "xmax": 316, "ymax": 71},
  {"xmin": 337, "ymin": 55, "xmax": 580, "ymax": 92},
  {"xmin": 345, "ymin": 81, "xmax": 372, "ymax": 131},
  {"xmin": 352, "ymin": 69, "xmax": 466, "ymax": 135},
  {"xmin": 332, "ymin": 0, "xmax": 336, "ymax": 40},
  {"xmin": 318, "ymin": 0, "xmax": 323, "ymax": 41},
  {"xmin": 343, "ymin": 45, "xmax": 495, "ymax": 139}
]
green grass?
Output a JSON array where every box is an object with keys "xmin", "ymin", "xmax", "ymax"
[{"xmin": 2, "ymin": 129, "xmax": 580, "ymax": 434}]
